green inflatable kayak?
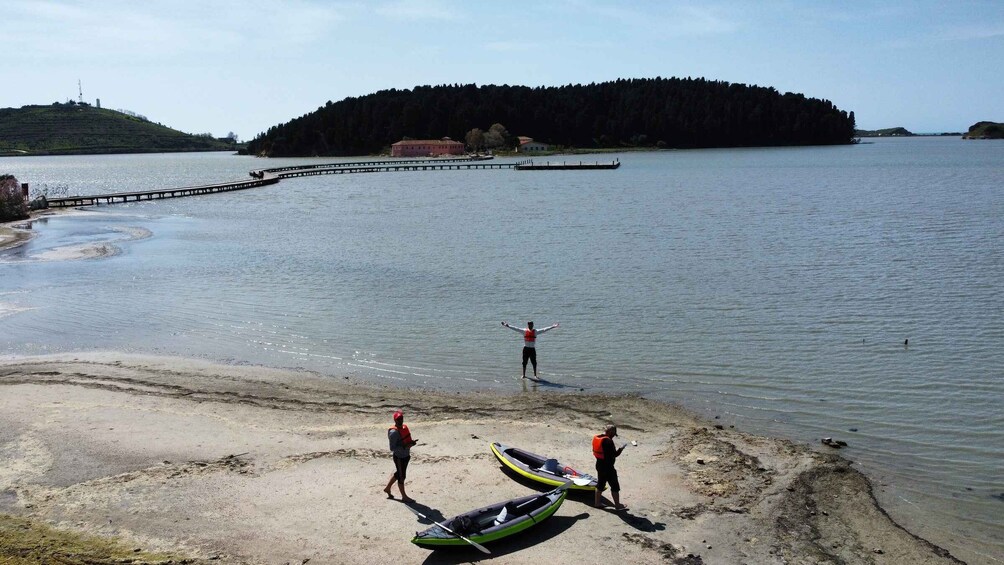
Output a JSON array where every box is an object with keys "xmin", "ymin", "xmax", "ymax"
[{"xmin": 410, "ymin": 481, "xmax": 582, "ymax": 551}]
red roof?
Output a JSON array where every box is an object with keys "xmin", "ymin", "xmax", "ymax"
[{"xmin": 392, "ymin": 139, "xmax": 463, "ymax": 146}]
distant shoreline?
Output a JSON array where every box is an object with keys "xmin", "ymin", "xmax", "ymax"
[{"xmin": 856, "ymin": 132, "xmax": 963, "ymax": 138}]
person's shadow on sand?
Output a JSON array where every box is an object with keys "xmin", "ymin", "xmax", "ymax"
[
  {"xmin": 418, "ymin": 512, "xmax": 589, "ymax": 564},
  {"xmin": 520, "ymin": 377, "xmax": 572, "ymax": 391},
  {"xmin": 606, "ymin": 507, "xmax": 666, "ymax": 532}
]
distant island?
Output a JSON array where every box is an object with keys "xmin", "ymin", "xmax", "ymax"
[
  {"xmin": 247, "ymin": 78, "xmax": 857, "ymax": 157},
  {"xmin": 856, "ymin": 126, "xmax": 968, "ymax": 137},
  {"xmin": 962, "ymin": 121, "xmax": 1004, "ymax": 139},
  {"xmin": 855, "ymin": 127, "xmax": 915, "ymax": 137},
  {"xmin": 0, "ymin": 103, "xmax": 237, "ymax": 156}
]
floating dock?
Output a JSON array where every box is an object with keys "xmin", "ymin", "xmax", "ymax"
[{"xmin": 514, "ymin": 158, "xmax": 620, "ymax": 170}]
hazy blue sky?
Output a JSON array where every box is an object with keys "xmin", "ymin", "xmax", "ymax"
[{"xmin": 5, "ymin": 0, "xmax": 1003, "ymax": 139}]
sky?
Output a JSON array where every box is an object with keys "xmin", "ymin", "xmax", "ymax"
[{"xmin": 4, "ymin": 0, "xmax": 1003, "ymax": 139}]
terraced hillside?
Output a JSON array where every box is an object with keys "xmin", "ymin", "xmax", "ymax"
[{"xmin": 0, "ymin": 104, "xmax": 235, "ymax": 155}]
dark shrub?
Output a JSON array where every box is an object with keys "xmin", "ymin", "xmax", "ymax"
[{"xmin": 0, "ymin": 175, "xmax": 29, "ymax": 221}]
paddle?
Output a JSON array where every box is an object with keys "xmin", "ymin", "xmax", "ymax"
[
  {"xmin": 562, "ymin": 477, "xmax": 594, "ymax": 489},
  {"xmin": 405, "ymin": 505, "xmax": 491, "ymax": 554}
]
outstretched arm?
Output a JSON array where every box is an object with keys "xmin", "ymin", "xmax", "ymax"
[
  {"xmin": 501, "ymin": 321, "xmax": 524, "ymax": 333},
  {"xmin": 535, "ymin": 322, "xmax": 560, "ymax": 335}
]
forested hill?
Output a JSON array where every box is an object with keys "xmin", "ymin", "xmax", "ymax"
[
  {"xmin": 247, "ymin": 78, "xmax": 856, "ymax": 157},
  {"xmin": 0, "ymin": 104, "xmax": 236, "ymax": 156}
]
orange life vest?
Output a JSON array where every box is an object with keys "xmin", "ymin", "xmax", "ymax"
[
  {"xmin": 390, "ymin": 424, "xmax": 414, "ymax": 448},
  {"xmin": 525, "ymin": 329, "xmax": 536, "ymax": 342},
  {"xmin": 592, "ymin": 434, "xmax": 607, "ymax": 459}
]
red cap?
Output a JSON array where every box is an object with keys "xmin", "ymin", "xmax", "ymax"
[{"xmin": 393, "ymin": 410, "xmax": 403, "ymax": 421}]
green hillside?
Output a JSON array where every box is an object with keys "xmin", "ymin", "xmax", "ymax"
[
  {"xmin": 0, "ymin": 103, "xmax": 235, "ymax": 155},
  {"xmin": 962, "ymin": 121, "xmax": 1004, "ymax": 139}
]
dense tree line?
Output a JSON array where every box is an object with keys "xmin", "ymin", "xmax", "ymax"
[{"xmin": 246, "ymin": 77, "xmax": 856, "ymax": 157}]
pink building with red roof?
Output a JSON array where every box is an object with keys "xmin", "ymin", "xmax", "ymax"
[{"xmin": 391, "ymin": 138, "xmax": 465, "ymax": 157}]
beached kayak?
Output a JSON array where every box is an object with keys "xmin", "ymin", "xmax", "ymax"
[
  {"xmin": 491, "ymin": 441, "xmax": 598, "ymax": 491},
  {"xmin": 410, "ymin": 487, "xmax": 568, "ymax": 550}
]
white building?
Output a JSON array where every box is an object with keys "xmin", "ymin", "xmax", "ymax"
[{"xmin": 517, "ymin": 136, "xmax": 549, "ymax": 153}]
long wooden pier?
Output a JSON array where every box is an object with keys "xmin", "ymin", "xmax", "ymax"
[
  {"xmin": 46, "ymin": 176, "xmax": 280, "ymax": 208},
  {"xmin": 273, "ymin": 161, "xmax": 513, "ymax": 179},
  {"xmin": 45, "ymin": 156, "xmax": 619, "ymax": 208},
  {"xmin": 260, "ymin": 156, "xmax": 483, "ymax": 174}
]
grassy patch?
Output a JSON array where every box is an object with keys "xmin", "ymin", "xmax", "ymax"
[
  {"xmin": 0, "ymin": 514, "xmax": 200, "ymax": 564},
  {"xmin": 0, "ymin": 104, "xmax": 235, "ymax": 156}
]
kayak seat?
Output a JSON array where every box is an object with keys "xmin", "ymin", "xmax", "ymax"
[
  {"xmin": 541, "ymin": 458, "xmax": 560, "ymax": 474},
  {"xmin": 515, "ymin": 496, "xmax": 549, "ymax": 515},
  {"xmin": 494, "ymin": 502, "xmax": 518, "ymax": 525}
]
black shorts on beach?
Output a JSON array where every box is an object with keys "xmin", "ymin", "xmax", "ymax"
[
  {"xmin": 393, "ymin": 455, "xmax": 410, "ymax": 481},
  {"xmin": 595, "ymin": 460, "xmax": 619, "ymax": 493},
  {"xmin": 522, "ymin": 346, "xmax": 537, "ymax": 367}
]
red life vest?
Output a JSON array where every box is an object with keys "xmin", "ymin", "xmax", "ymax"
[
  {"xmin": 592, "ymin": 434, "xmax": 607, "ymax": 459},
  {"xmin": 525, "ymin": 329, "xmax": 536, "ymax": 342},
  {"xmin": 390, "ymin": 424, "xmax": 414, "ymax": 448}
]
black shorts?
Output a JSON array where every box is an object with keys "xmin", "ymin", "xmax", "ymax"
[
  {"xmin": 393, "ymin": 455, "xmax": 410, "ymax": 481},
  {"xmin": 522, "ymin": 346, "xmax": 537, "ymax": 366},
  {"xmin": 595, "ymin": 460, "xmax": 619, "ymax": 493}
]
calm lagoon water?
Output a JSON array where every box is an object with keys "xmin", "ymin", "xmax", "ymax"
[{"xmin": 1, "ymin": 139, "xmax": 1002, "ymax": 562}]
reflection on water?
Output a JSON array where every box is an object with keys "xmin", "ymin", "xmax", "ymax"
[{"xmin": 1, "ymin": 142, "xmax": 1002, "ymax": 561}]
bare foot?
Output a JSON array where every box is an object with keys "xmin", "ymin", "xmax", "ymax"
[{"xmin": 383, "ymin": 487, "xmax": 393, "ymax": 499}]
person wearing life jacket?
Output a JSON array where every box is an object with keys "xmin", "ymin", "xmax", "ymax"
[
  {"xmin": 501, "ymin": 320, "xmax": 559, "ymax": 379},
  {"xmin": 592, "ymin": 424, "xmax": 625, "ymax": 509},
  {"xmin": 384, "ymin": 410, "xmax": 418, "ymax": 503}
]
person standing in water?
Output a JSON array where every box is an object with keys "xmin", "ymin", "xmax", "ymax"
[
  {"xmin": 501, "ymin": 320, "xmax": 559, "ymax": 379},
  {"xmin": 384, "ymin": 410, "xmax": 417, "ymax": 502}
]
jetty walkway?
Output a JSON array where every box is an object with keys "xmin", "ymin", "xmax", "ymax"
[
  {"xmin": 514, "ymin": 158, "xmax": 619, "ymax": 170},
  {"xmin": 45, "ymin": 157, "xmax": 619, "ymax": 208}
]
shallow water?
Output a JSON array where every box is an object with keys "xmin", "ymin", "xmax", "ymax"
[{"xmin": 1, "ymin": 140, "xmax": 1002, "ymax": 561}]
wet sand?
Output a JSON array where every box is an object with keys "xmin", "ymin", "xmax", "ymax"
[
  {"xmin": 0, "ymin": 225, "xmax": 33, "ymax": 251},
  {"xmin": 0, "ymin": 353, "xmax": 967, "ymax": 564}
]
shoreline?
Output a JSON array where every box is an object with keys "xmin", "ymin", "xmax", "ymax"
[
  {"xmin": 1, "ymin": 207, "xmax": 77, "ymax": 249},
  {"xmin": 0, "ymin": 353, "xmax": 967, "ymax": 564},
  {"xmin": 0, "ymin": 207, "xmax": 87, "ymax": 253},
  {"xmin": 0, "ymin": 224, "xmax": 34, "ymax": 251}
]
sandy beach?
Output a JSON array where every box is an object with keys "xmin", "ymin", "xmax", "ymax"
[
  {"xmin": 0, "ymin": 353, "xmax": 966, "ymax": 564},
  {"xmin": 1, "ymin": 208, "xmax": 77, "ymax": 253},
  {"xmin": 0, "ymin": 224, "xmax": 33, "ymax": 251}
]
